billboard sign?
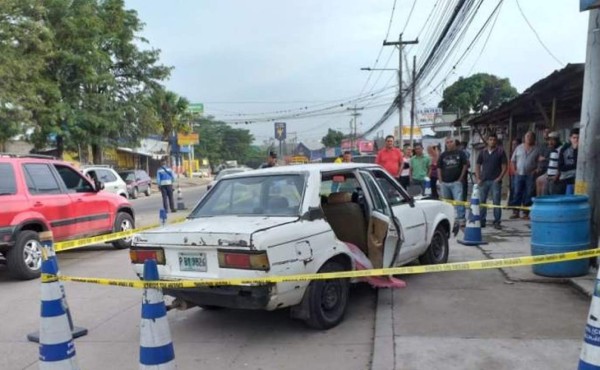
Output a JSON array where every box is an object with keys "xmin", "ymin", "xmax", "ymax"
[
  {"xmin": 274, "ymin": 122, "xmax": 286, "ymax": 141},
  {"xmin": 177, "ymin": 132, "xmax": 199, "ymax": 146}
]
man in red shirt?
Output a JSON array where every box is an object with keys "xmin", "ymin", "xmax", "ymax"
[{"xmin": 376, "ymin": 135, "xmax": 404, "ymax": 179}]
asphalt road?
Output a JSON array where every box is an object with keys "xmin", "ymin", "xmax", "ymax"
[
  {"xmin": 130, "ymin": 185, "xmax": 208, "ymax": 226},
  {"xmin": 0, "ymin": 186, "xmax": 592, "ymax": 369}
]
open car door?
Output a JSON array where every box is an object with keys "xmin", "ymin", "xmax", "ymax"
[{"xmin": 358, "ymin": 170, "xmax": 402, "ymax": 268}]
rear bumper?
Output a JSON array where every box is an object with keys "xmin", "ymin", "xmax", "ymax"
[{"xmin": 164, "ymin": 284, "xmax": 274, "ymax": 310}]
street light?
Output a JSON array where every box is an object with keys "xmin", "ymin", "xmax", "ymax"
[{"xmin": 360, "ymin": 67, "xmax": 398, "ymax": 71}]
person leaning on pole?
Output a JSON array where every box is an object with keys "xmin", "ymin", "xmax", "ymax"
[
  {"xmin": 376, "ymin": 135, "xmax": 404, "ymax": 183},
  {"xmin": 475, "ymin": 133, "xmax": 507, "ymax": 230},
  {"xmin": 157, "ymin": 159, "xmax": 176, "ymax": 213},
  {"xmin": 437, "ymin": 137, "xmax": 468, "ymax": 227}
]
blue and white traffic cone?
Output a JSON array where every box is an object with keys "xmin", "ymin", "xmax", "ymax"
[
  {"xmin": 28, "ymin": 233, "xmax": 88, "ymax": 344},
  {"xmin": 139, "ymin": 259, "xmax": 176, "ymax": 369},
  {"xmin": 578, "ymin": 272, "xmax": 600, "ymax": 369},
  {"xmin": 37, "ymin": 231, "xmax": 79, "ymax": 370},
  {"xmin": 423, "ymin": 177, "xmax": 432, "ymax": 197},
  {"xmin": 458, "ymin": 184, "xmax": 488, "ymax": 246},
  {"xmin": 159, "ymin": 208, "xmax": 167, "ymax": 227}
]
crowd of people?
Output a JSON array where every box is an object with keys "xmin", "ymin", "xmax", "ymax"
[{"xmin": 373, "ymin": 128, "xmax": 580, "ymax": 229}]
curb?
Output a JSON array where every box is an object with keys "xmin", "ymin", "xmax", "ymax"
[{"xmin": 371, "ymin": 288, "xmax": 395, "ymax": 370}]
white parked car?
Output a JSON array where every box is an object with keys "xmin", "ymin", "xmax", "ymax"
[
  {"xmin": 130, "ymin": 163, "xmax": 455, "ymax": 329},
  {"xmin": 81, "ymin": 165, "xmax": 128, "ymax": 198},
  {"xmin": 206, "ymin": 167, "xmax": 253, "ymax": 191}
]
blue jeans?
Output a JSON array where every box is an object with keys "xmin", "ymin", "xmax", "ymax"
[
  {"xmin": 441, "ymin": 181, "xmax": 465, "ymax": 221},
  {"xmin": 510, "ymin": 175, "xmax": 534, "ymax": 212},
  {"xmin": 479, "ymin": 180, "xmax": 502, "ymax": 224}
]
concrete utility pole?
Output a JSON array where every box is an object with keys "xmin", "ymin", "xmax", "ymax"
[
  {"xmin": 347, "ymin": 106, "xmax": 364, "ymax": 152},
  {"xmin": 575, "ymin": 8, "xmax": 600, "ymax": 250},
  {"xmin": 383, "ymin": 34, "xmax": 418, "ymax": 145},
  {"xmin": 410, "ymin": 55, "xmax": 417, "ymax": 147}
]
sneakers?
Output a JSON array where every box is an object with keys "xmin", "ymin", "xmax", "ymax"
[
  {"xmin": 509, "ymin": 212, "xmax": 520, "ymax": 219},
  {"xmin": 522, "ymin": 214, "xmax": 530, "ymax": 220},
  {"xmin": 493, "ymin": 222, "xmax": 502, "ymax": 230},
  {"xmin": 480, "ymin": 220, "xmax": 486, "ymax": 228}
]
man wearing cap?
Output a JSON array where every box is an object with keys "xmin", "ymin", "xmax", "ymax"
[{"xmin": 260, "ymin": 151, "xmax": 278, "ymax": 168}]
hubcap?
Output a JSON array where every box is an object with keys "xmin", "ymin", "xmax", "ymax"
[
  {"xmin": 120, "ymin": 218, "xmax": 133, "ymax": 242},
  {"xmin": 432, "ymin": 232, "xmax": 445, "ymax": 260},
  {"xmin": 23, "ymin": 239, "xmax": 42, "ymax": 271},
  {"xmin": 321, "ymin": 282, "xmax": 341, "ymax": 310}
]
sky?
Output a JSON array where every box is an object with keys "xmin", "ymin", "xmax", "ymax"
[{"xmin": 124, "ymin": 0, "xmax": 590, "ymax": 147}]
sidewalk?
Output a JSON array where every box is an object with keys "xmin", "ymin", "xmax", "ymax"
[{"xmin": 371, "ymin": 211, "xmax": 596, "ymax": 370}]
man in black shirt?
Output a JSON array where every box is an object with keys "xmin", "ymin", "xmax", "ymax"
[
  {"xmin": 475, "ymin": 134, "xmax": 507, "ymax": 229},
  {"xmin": 260, "ymin": 151, "xmax": 278, "ymax": 169},
  {"xmin": 437, "ymin": 137, "xmax": 468, "ymax": 225}
]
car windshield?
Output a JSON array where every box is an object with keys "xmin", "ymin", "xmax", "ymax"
[
  {"xmin": 190, "ymin": 174, "xmax": 305, "ymax": 217},
  {"xmin": 119, "ymin": 171, "xmax": 135, "ymax": 181},
  {"xmin": 215, "ymin": 168, "xmax": 248, "ymax": 181}
]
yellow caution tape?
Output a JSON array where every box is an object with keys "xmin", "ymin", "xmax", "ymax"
[
  {"xmin": 54, "ymin": 216, "xmax": 188, "ymax": 252},
  {"xmin": 45, "ymin": 247, "xmax": 600, "ymax": 288},
  {"xmin": 440, "ymin": 198, "xmax": 531, "ymax": 211}
]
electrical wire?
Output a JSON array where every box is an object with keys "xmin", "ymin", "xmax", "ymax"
[
  {"xmin": 401, "ymin": 0, "xmax": 418, "ymax": 34},
  {"xmin": 515, "ymin": 0, "xmax": 564, "ymax": 67}
]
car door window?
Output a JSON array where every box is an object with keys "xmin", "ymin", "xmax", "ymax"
[
  {"xmin": 0, "ymin": 163, "xmax": 17, "ymax": 195},
  {"xmin": 23, "ymin": 164, "xmax": 62, "ymax": 195},
  {"xmin": 370, "ymin": 169, "xmax": 411, "ymax": 206},
  {"xmin": 359, "ymin": 171, "xmax": 390, "ymax": 216},
  {"xmin": 55, "ymin": 165, "xmax": 94, "ymax": 193},
  {"xmin": 96, "ymin": 169, "xmax": 117, "ymax": 183}
]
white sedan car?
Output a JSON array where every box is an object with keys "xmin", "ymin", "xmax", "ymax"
[{"xmin": 130, "ymin": 163, "xmax": 454, "ymax": 329}]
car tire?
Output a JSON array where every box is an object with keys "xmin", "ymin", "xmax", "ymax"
[
  {"xmin": 419, "ymin": 226, "xmax": 449, "ymax": 265},
  {"xmin": 144, "ymin": 186, "xmax": 151, "ymax": 197},
  {"xmin": 131, "ymin": 187, "xmax": 138, "ymax": 199},
  {"xmin": 7, "ymin": 230, "xmax": 42, "ymax": 280},
  {"xmin": 304, "ymin": 261, "xmax": 349, "ymax": 330},
  {"xmin": 111, "ymin": 212, "xmax": 134, "ymax": 249}
]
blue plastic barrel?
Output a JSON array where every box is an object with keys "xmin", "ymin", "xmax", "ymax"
[{"xmin": 531, "ymin": 195, "xmax": 591, "ymax": 277}]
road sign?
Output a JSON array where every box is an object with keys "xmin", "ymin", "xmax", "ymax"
[
  {"xmin": 581, "ymin": 0, "xmax": 600, "ymax": 10},
  {"xmin": 274, "ymin": 122, "xmax": 286, "ymax": 141},
  {"xmin": 177, "ymin": 133, "xmax": 199, "ymax": 146},
  {"xmin": 188, "ymin": 103, "xmax": 204, "ymax": 114}
]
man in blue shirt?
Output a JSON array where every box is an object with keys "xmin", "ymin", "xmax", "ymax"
[{"xmin": 157, "ymin": 159, "xmax": 176, "ymax": 213}]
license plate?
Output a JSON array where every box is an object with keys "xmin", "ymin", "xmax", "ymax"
[{"xmin": 178, "ymin": 252, "xmax": 207, "ymax": 272}]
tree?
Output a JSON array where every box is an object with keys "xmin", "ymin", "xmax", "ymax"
[
  {"xmin": 439, "ymin": 73, "xmax": 519, "ymax": 114},
  {"xmin": 24, "ymin": 0, "xmax": 170, "ymax": 162},
  {"xmin": 0, "ymin": 0, "xmax": 56, "ymax": 151},
  {"xmin": 193, "ymin": 116, "xmax": 255, "ymax": 169},
  {"xmin": 321, "ymin": 128, "xmax": 345, "ymax": 148}
]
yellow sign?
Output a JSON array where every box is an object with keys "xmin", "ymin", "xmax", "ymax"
[{"xmin": 177, "ymin": 133, "xmax": 199, "ymax": 146}]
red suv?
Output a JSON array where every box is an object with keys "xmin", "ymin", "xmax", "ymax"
[{"xmin": 0, "ymin": 154, "xmax": 135, "ymax": 280}]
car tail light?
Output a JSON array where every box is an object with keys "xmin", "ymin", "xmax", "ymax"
[
  {"xmin": 130, "ymin": 248, "xmax": 165, "ymax": 265},
  {"xmin": 218, "ymin": 250, "xmax": 269, "ymax": 271}
]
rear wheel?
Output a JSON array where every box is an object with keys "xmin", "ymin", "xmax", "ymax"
[
  {"xmin": 7, "ymin": 230, "xmax": 42, "ymax": 280},
  {"xmin": 131, "ymin": 187, "xmax": 138, "ymax": 199},
  {"xmin": 112, "ymin": 212, "xmax": 134, "ymax": 249},
  {"xmin": 419, "ymin": 226, "xmax": 449, "ymax": 265},
  {"xmin": 144, "ymin": 186, "xmax": 151, "ymax": 197},
  {"xmin": 304, "ymin": 261, "xmax": 349, "ymax": 330}
]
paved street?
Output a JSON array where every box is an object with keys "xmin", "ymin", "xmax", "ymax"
[{"xmin": 0, "ymin": 188, "xmax": 594, "ymax": 370}]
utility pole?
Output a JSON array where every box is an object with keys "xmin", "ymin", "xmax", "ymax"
[
  {"xmin": 575, "ymin": 8, "xmax": 600, "ymax": 252},
  {"xmin": 410, "ymin": 55, "xmax": 417, "ymax": 147},
  {"xmin": 347, "ymin": 106, "xmax": 364, "ymax": 152},
  {"xmin": 383, "ymin": 34, "xmax": 418, "ymax": 146}
]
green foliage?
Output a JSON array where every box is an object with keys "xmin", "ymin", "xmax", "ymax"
[
  {"xmin": 193, "ymin": 116, "xmax": 256, "ymax": 169},
  {"xmin": 0, "ymin": 0, "xmax": 170, "ymax": 161},
  {"xmin": 321, "ymin": 128, "xmax": 345, "ymax": 148},
  {"xmin": 439, "ymin": 73, "xmax": 519, "ymax": 114}
]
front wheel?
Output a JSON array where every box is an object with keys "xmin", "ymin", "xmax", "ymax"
[
  {"xmin": 112, "ymin": 212, "xmax": 134, "ymax": 249},
  {"xmin": 419, "ymin": 226, "xmax": 449, "ymax": 265},
  {"xmin": 7, "ymin": 230, "xmax": 42, "ymax": 280},
  {"xmin": 304, "ymin": 261, "xmax": 349, "ymax": 330}
]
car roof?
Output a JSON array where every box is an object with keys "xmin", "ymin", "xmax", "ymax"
[{"xmin": 222, "ymin": 163, "xmax": 378, "ymax": 179}]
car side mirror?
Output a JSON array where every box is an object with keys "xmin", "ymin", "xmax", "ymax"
[
  {"xmin": 303, "ymin": 206, "xmax": 324, "ymax": 221},
  {"xmin": 94, "ymin": 179, "xmax": 104, "ymax": 192}
]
